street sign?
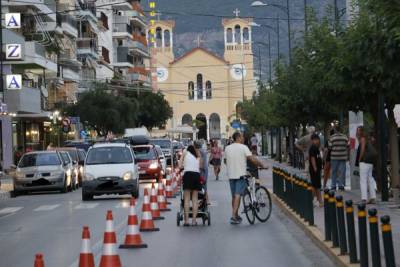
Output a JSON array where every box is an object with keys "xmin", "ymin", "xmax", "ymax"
[
  {"xmin": 6, "ymin": 75, "xmax": 22, "ymax": 89},
  {"xmin": 6, "ymin": 44, "xmax": 22, "ymax": 60},
  {"xmin": 5, "ymin": 13, "xmax": 21, "ymax": 29},
  {"xmin": 231, "ymin": 121, "xmax": 241, "ymax": 129},
  {"xmin": 0, "ymin": 103, "xmax": 8, "ymax": 113}
]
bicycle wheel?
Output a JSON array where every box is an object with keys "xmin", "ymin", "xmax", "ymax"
[
  {"xmin": 242, "ymin": 189, "xmax": 255, "ymax": 224},
  {"xmin": 254, "ymin": 186, "xmax": 272, "ymax": 222}
]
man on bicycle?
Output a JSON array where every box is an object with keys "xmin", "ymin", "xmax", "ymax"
[{"xmin": 225, "ymin": 132, "xmax": 267, "ymax": 225}]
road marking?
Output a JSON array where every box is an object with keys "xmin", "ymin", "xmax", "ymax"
[
  {"xmin": 34, "ymin": 204, "xmax": 60, "ymax": 211},
  {"xmin": 0, "ymin": 207, "xmax": 23, "ymax": 214},
  {"xmin": 74, "ymin": 203, "xmax": 99, "ymax": 209}
]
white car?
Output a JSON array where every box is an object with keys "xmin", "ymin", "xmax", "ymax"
[{"xmin": 82, "ymin": 143, "xmax": 139, "ymax": 200}]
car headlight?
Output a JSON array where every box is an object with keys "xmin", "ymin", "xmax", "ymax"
[
  {"xmin": 66, "ymin": 169, "xmax": 71, "ymax": 177},
  {"xmin": 123, "ymin": 172, "xmax": 133, "ymax": 181},
  {"xmin": 79, "ymin": 166, "xmax": 84, "ymax": 175},
  {"xmin": 149, "ymin": 162, "xmax": 159, "ymax": 169},
  {"xmin": 84, "ymin": 173, "xmax": 95, "ymax": 181}
]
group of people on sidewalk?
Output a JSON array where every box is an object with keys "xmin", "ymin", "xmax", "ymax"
[
  {"xmin": 179, "ymin": 132, "xmax": 266, "ymax": 226},
  {"xmin": 296, "ymin": 126, "xmax": 378, "ymax": 207}
]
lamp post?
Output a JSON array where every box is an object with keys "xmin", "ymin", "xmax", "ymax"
[{"xmin": 251, "ymin": 0, "xmax": 291, "ymax": 63}]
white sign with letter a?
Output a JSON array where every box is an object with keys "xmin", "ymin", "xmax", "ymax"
[
  {"xmin": 6, "ymin": 75, "xmax": 22, "ymax": 90},
  {"xmin": 5, "ymin": 13, "xmax": 21, "ymax": 29}
]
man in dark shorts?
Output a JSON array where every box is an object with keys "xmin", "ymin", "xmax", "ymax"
[{"xmin": 309, "ymin": 133, "xmax": 323, "ymax": 207}]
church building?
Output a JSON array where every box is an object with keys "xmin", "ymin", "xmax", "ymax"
[{"xmin": 149, "ymin": 14, "xmax": 256, "ymax": 140}]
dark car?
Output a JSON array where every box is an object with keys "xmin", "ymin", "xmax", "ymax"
[
  {"xmin": 150, "ymin": 139, "xmax": 173, "ymax": 166},
  {"xmin": 132, "ymin": 145, "xmax": 162, "ymax": 180}
]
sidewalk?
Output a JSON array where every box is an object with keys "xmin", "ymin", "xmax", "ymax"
[{"xmin": 260, "ymin": 157, "xmax": 400, "ymax": 267}]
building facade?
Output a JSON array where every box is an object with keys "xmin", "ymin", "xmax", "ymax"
[{"xmin": 150, "ymin": 17, "xmax": 256, "ymax": 140}]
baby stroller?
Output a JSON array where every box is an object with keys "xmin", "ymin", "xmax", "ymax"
[{"xmin": 176, "ymin": 176, "xmax": 211, "ymax": 226}]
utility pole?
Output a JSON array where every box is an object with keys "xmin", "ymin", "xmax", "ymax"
[
  {"xmin": 304, "ymin": 0, "xmax": 308, "ymax": 34},
  {"xmin": 268, "ymin": 31, "xmax": 272, "ymax": 81},
  {"xmin": 286, "ymin": 0, "xmax": 292, "ymax": 63},
  {"xmin": 0, "ymin": 0, "xmax": 4, "ymax": 105},
  {"xmin": 258, "ymin": 45, "xmax": 262, "ymax": 82}
]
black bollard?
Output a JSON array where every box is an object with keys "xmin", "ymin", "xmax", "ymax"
[
  {"xmin": 324, "ymin": 189, "xmax": 331, "ymax": 241},
  {"xmin": 345, "ymin": 200, "xmax": 358, "ymax": 263},
  {"xmin": 329, "ymin": 190, "xmax": 339, "ymax": 247},
  {"xmin": 306, "ymin": 183, "xmax": 314, "ymax": 226},
  {"xmin": 380, "ymin": 216, "xmax": 395, "ymax": 267},
  {"xmin": 368, "ymin": 209, "xmax": 381, "ymax": 267},
  {"xmin": 358, "ymin": 203, "xmax": 368, "ymax": 267},
  {"xmin": 336, "ymin": 195, "xmax": 347, "ymax": 255}
]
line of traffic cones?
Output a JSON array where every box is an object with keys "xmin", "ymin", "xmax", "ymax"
[{"xmin": 34, "ymin": 180, "xmax": 175, "ymax": 266}]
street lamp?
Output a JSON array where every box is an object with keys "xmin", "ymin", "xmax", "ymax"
[{"xmin": 251, "ymin": 0, "xmax": 292, "ymax": 63}]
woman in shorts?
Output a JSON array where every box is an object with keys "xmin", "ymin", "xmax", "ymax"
[{"xmin": 209, "ymin": 140, "xmax": 222, "ymax": 180}]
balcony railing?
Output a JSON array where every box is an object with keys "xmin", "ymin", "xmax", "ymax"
[
  {"xmin": 132, "ymin": 33, "xmax": 147, "ymax": 46},
  {"xmin": 113, "ymin": 23, "xmax": 132, "ymax": 34},
  {"xmin": 61, "ymin": 14, "xmax": 77, "ymax": 28},
  {"xmin": 127, "ymin": 65, "xmax": 149, "ymax": 75},
  {"xmin": 116, "ymin": 47, "xmax": 134, "ymax": 64},
  {"xmin": 77, "ymin": 2, "xmax": 96, "ymax": 17}
]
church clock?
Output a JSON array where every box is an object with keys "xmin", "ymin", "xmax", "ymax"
[
  {"xmin": 157, "ymin": 66, "xmax": 169, "ymax": 82},
  {"xmin": 230, "ymin": 64, "xmax": 247, "ymax": 80}
]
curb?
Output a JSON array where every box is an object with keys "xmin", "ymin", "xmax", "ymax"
[{"xmin": 269, "ymin": 190, "xmax": 359, "ymax": 267}]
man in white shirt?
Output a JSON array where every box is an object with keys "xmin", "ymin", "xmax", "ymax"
[{"xmin": 225, "ymin": 132, "xmax": 266, "ymax": 224}]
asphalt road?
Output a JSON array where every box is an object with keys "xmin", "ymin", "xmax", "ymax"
[{"xmin": 0, "ymin": 168, "xmax": 335, "ymax": 267}]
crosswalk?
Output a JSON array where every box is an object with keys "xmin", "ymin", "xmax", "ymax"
[{"xmin": 0, "ymin": 201, "xmax": 134, "ymax": 218}]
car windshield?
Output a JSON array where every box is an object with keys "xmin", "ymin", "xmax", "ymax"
[
  {"xmin": 173, "ymin": 142, "xmax": 183, "ymax": 149},
  {"xmin": 150, "ymin": 140, "xmax": 171, "ymax": 149},
  {"xmin": 86, "ymin": 147, "xmax": 133, "ymax": 165},
  {"xmin": 133, "ymin": 147, "xmax": 156, "ymax": 160},
  {"xmin": 18, "ymin": 153, "xmax": 61, "ymax": 168}
]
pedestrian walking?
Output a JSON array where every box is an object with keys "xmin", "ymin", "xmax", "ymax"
[
  {"xmin": 225, "ymin": 132, "xmax": 265, "ymax": 224},
  {"xmin": 295, "ymin": 126, "xmax": 316, "ymax": 170},
  {"xmin": 329, "ymin": 127, "xmax": 349, "ymax": 191},
  {"xmin": 309, "ymin": 134, "xmax": 323, "ymax": 207},
  {"xmin": 209, "ymin": 140, "xmax": 223, "ymax": 180},
  {"xmin": 356, "ymin": 126, "xmax": 377, "ymax": 204},
  {"xmin": 180, "ymin": 145, "xmax": 202, "ymax": 226},
  {"xmin": 323, "ymin": 129, "xmax": 334, "ymax": 188}
]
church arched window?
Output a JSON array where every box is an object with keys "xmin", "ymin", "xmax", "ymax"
[
  {"xmin": 188, "ymin": 81, "xmax": 194, "ymax": 100},
  {"xmin": 226, "ymin": 28, "xmax": 233, "ymax": 43},
  {"xmin": 243, "ymin": 27, "xmax": 249, "ymax": 42},
  {"xmin": 206, "ymin": 81, "xmax": 212, "ymax": 99},
  {"xmin": 156, "ymin": 27, "xmax": 162, "ymax": 47},
  {"xmin": 234, "ymin": 25, "xmax": 241, "ymax": 43},
  {"xmin": 164, "ymin": 30, "xmax": 171, "ymax": 47},
  {"xmin": 197, "ymin": 74, "xmax": 203, "ymax": 100}
]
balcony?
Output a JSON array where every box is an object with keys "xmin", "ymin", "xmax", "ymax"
[
  {"xmin": 62, "ymin": 67, "xmax": 81, "ymax": 81},
  {"xmin": 132, "ymin": 33, "xmax": 147, "ymax": 46},
  {"xmin": 130, "ymin": 40, "xmax": 150, "ymax": 58},
  {"xmin": 113, "ymin": 16, "xmax": 133, "ymax": 39},
  {"xmin": 127, "ymin": 65, "xmax": 149, "ymax": 75},
  {"xmin": 114, "ymin": 47, "xmax": 134, "ymax": 67},
  {"xmin": 76, "ymin": 2, "xmax": 97, "ymax": 24},
  {"xmin": 110, "ymin": 0, "xmax": 134, "ymax": 10},
  {"xmin": 3, "ymin": 33, "xmax": 57, "ymax": 73},
  {"xmin": 77, "ymin": 39, "xmax": 99, "ymax": 60},
  {"xmin": 5, "ymin": 86, "xmax": 42, "ymax": 114},
  {"xmin": 128, "ymin": 10, "xmax": 147, "ymax": 28},
  {"xmin": 61, "ymin": 14, "xmax": 78, "ymax": 37},
  {"xmin": 4, "ymin": 0, "xmax": 56, "ymax": 21}
]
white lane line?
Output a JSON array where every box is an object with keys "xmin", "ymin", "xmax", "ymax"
[
  {"xmin": 33, "ymin": 204, "xmax": 61, "ymax": 211},
  {"xmin": 74, "ymin": 203, "xmax": 99, "ymax": 210},
  {"xmin": 0, "ymin": 207, "xmax": 23, "ymax": 214}
]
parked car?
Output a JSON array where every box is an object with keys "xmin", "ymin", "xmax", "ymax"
[
  {"xmin": 82, "ymin": 143, "xmax": 139, "ymax": 200},
  {"xmin": 54, "ymin": 147, "xmax": 86, "ymax": 187},
  {"xmin": 155, "ymin": 145, "xmax": 167, "ymax": 175},
  {"xmin": 132, "ymin": 145, "xmax": 162, "ymax": 180},
  {"xmin": 58, "ymin": 151, "xmax": 78, "ymax": 190},
  {"xmin": 150, "ymin": 139, "xmax": 173, "ymax": 166},
  {"xmin": 13, "ymin": 151, "xmax": 74, "ymax": 195}
]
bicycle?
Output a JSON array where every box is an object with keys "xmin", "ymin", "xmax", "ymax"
[{"xmin": 242, "ymin": 168, "xmax": 272, "ymax": 224}]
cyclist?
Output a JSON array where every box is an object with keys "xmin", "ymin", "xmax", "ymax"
[{"xmin": 225, "ymin": 132, "xmax": 267, "ymax": 225}]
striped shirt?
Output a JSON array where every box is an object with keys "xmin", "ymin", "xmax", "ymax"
[{"xmin": 329, "ymin": 133, "xmax": 349, "ymax": 161}]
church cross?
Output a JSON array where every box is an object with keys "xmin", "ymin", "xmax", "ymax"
[
  {"xmin": 233, "ymin": 8, "xmax": 240, "ymax": 17},
  {"xmin": 194, "ymin": 35, "xmax": 205, "ymax": 47}
]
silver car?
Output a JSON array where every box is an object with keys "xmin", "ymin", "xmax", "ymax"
[{"xmin": 13, "ymin": 151, "xmax": 74, "ymax": 195}]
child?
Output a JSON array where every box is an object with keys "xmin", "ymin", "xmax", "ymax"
[{"xmin": 309, "ymin": 133, "xmax": 323, "ymax": 207}]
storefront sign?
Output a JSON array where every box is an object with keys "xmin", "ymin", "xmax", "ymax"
[{"xmin": 6, "ymin": 44, "xmax": 22, "ymax": 59}]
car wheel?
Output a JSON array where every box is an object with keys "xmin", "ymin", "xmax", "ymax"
[
  {"xmin": 82, "ymin": 190, "xmax": 93, "ymax": 201},
  {"xmin": 11, "ymin": 190, "xmax": 19, "ymax": 198},
  {"xmin": 131, "ymin": 186, "xmax": 139, "ymax": 198},
  {"xmin": 61, "ymin": 178, "xmax": 68, "ymax": 193}
]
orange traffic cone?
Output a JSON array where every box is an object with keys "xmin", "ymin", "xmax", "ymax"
[
  {"xmin": 34, "ymin": 254, "xmax": 45, "ymax": 267},
  {"xmin": 120, "ymin": 198, "xmax": 147, "ymax": 249},
  {"xmin": 165, "ymin": 177, "xmax": 174, "ymax": 198},
  {"xmin": 150, "ymin": 183, "xmax": 164, "ymax": 220},
  {"xmin": 157, "ymin": 181, "xmax": 170, "ymax": 211},
  {"xmin": 79, "ymin": 226, "xmax": 95, "ymax": 267},
  {"xmin": 99, "ymin": 211, "xmax": 122, "ymax": 267},
  {"xmin": 140, "ymin": 189, "xmax": 160, "ymax": 232}
]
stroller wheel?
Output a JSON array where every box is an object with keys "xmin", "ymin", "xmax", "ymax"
[
  {"xmin": 207, "ymin": 212, "xmax": 211, "ymax": 226},
  {"xmin": 176, "ymin": 212, "xmax": 181, "ymax": 227}
]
